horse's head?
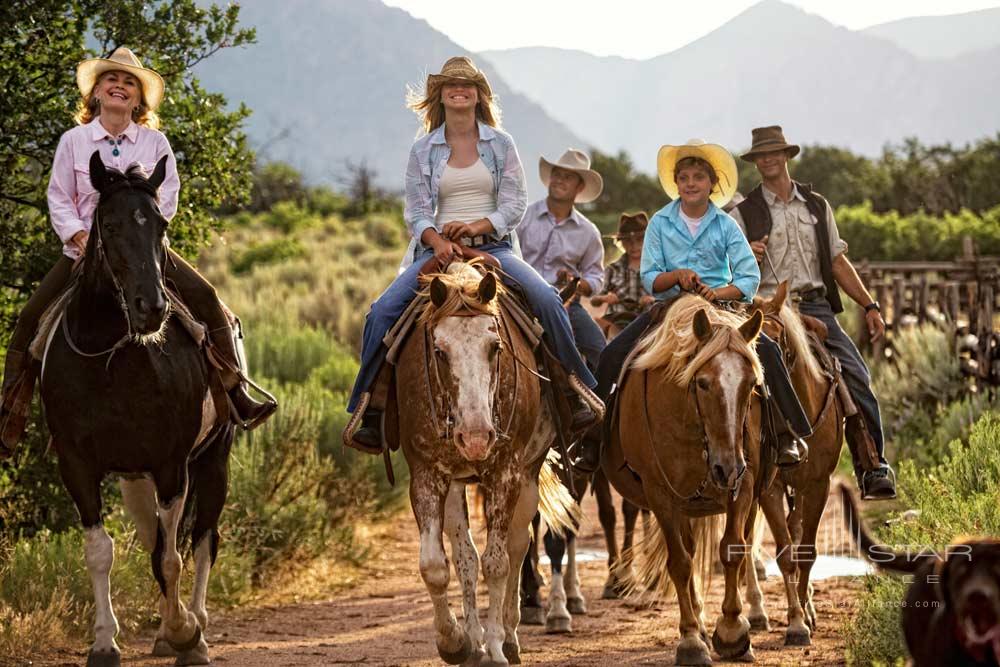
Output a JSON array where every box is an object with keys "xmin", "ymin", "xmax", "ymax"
[
  {"xmin": 88, "ymin": 150, "xmax": 170, "ymax": 336},
  {"xmin": 690, "ymin": 307, "xmax": 764, "ymax": 490},
  {"xmin": 424, "ymin": 266, "xmax": 503, "ymax": 462}
]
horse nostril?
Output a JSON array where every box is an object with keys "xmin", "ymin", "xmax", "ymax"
[
  {"xmin": 712, "ymin": 464, "xmax": 728, "ymax": 487},
  {"xmin": 487, "ymin": 428, "xmax": 496, "ymax": 443}
]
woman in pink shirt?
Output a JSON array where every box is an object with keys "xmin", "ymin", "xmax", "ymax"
[{"xmin": 0, "ymin": 48, "xmax": 275, "ymax": 451}]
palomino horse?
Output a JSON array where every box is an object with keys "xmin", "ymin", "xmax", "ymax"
[
  {"xmin": 392, "ymin": 262, "xmax": 576, "ymax": 666},
  {"xmin": 40, "ymin": 153, "xmax": 234, "ymax": 667},
  {"xmin": 744, "ymin": 283, "xmax": 846, "ymax": 646},
  {"xmin": 603, "ymin": 295, "xmax": 765, "ymax": 665}
]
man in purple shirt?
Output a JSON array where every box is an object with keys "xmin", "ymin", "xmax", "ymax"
[{"xmin": 519, "ymin": 149, "xmax": 607, "ymax": 371}]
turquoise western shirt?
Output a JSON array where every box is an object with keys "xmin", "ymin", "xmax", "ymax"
[{"xmin": 641, "ymin": 199, "xmax": 760, "ymax": 302}]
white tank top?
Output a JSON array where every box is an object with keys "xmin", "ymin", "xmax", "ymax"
[{"xmin": 434, "ymin": 159, "xmax": 496, "ymax": 227}]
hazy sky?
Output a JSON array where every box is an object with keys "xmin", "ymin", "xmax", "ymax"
[{"xmin": 383, "ymin": 0, "xmax": 1000, "ymax": 59}]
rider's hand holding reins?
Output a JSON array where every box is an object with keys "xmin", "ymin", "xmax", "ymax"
[
  {"xmin": 70, "ymin": 230, "xmax": 89, "ymax": 257},
  {"xmin": 750, "ymin": 235, "xmax": 769, "ymax": 263},
  {"xmin": 674, "ymin": 269, "xmax": 700, "ymax": 291}
]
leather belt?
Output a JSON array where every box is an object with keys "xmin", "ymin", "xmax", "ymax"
[
  {"xmin": 460, "ymin": 233, "xmax": 507, "ymax": 248},
  {"xmin": 793, "ymin": 286, "xmax": 827, "ymax": 302}
]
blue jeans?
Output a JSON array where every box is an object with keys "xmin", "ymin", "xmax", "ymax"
[
  {"xmin": 347, "ymin": 242, "xmax": 597, "ymax": 413},
  {"xmin": 567, "ymin": 301, "xmax": 606, "ymax": 371},
  {"xmin": 798, "ymin": 297, "xmax": 886, "ymax": 464}
]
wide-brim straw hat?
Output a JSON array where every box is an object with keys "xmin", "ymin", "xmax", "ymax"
[
  {"xmin": 76, "ymin": 47, "xmax": 165, "ymax": 111},
  {"xmin": 740, "ymin": 125, "xmax": 800, "ymax": 162},
  {"xmin": 426, "ymin": 56, "xmax": 492, "ymax": 98},
  {"xmin": 539, "ymin": 148, "xmax": 604, "ymax": 204},
  {"xmin": 657, "ymin": 139, "xmax": 739, "ymax": 208}
]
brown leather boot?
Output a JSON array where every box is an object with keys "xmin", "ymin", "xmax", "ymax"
[
  {"xmin": 228, "ymin": 384, "xmax": 277, "ymax": 431},
  {"xmin": 0, "ymin": 350, "xmax": 34, "ymax": 454}
]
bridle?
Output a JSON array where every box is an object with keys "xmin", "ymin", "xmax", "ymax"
[
  {"xmin": 641, "ymin": 353, "xmax": 754, "ymax": 503},
  {"xmin": 62, "ymin": 180, "xmax": 164, "ymax": 366}
]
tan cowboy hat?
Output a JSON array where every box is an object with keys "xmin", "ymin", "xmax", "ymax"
[
  {"xmin": 539, "ymin": 148, "xmax": 604, "ymax": 203},
  {"xmin": 76, "ymin": 47, "xmax": 165, "ymax": 110},
  {"xmin": 739, "ymin": 125, "xmax": 800, "ymax": 162},
  {"xmin": 657, "ymin": 139, "xmax": 739, "ymax": 208},
  {"xmin": 426, "ymin": 56, "xmax": 492, "ymax": 98}
]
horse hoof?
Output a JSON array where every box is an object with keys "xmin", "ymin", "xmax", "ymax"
[
  {"xmin": 87, "ymin": 647, "xmax": 122, "ymax": 667},
  {"xmin": 567, "ymin": 597, "xmax": 588, "ymax": 615},
  {"xmin": 602, "ymin": 583, "xmax": 621, "ymax": 600},
  {"xmin": 785, "ymin": 628, "xmax": 812, "ymax": 647},
  {"xmin": 152, "ymin": 637, "xmax": 177, "ymax": 657},
  {"xmin": 675, "ymin": 637, "xmax": 712, "ymax": 666},
  {"xmin": 502, "ymin": 641, "xmax": 521, "ymax": 664},
  {"xmin": 712, "ymin": 626, "xmax": 751, "ymax": 659},
  {"xmin": 735, "ymin": 647, "xmax": 756, "ymax": 662},
  {"xmin": 545, "ymin": 615, "xmax": 572, "ymax": 634},
  {"xmin": 461, "ymin": 646, "xmax": 486, "ymax": 667},
  {"xmin": 520, "ymin": 606, "xmax": 544, "ymax": 625},
  {"xmin": 748, "ymin": 614, "xmax": 770, "ymax": 632},
  {"xmin": 438, "ymin": 632, "xmax": 473, "ymax": 665}
]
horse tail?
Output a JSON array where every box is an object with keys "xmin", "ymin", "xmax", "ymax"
[
  {"xmin": 839, "ymin": 483, "xmax": 921, "ymax": 573},
  {"xmin": 537, "ymin": 449, "xmax": 582, "ymax": 539},
  {"xmin": 180, "ymin": 423, "xmax": 237, "ymax": 559},
  {"xmin": 623, "ymin": 513, "xmax": 724, "ymax": 601}
]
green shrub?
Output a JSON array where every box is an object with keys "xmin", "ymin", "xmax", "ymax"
[
  {"xmin": 264, "ymin": 201, "xmax": 321, "ymax": 234},
  {"xmin": 243, "ymin": 320, "xmax": 338, "ymax": 384},
  {"xmin": 230, "ymin": 237, "xmax": 305, "ymax": 275},
  {"xmin": 843, "ymin": 575, "xmax": 908, "ymax": 667}
]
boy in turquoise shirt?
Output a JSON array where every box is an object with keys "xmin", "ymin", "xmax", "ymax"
[{"xmin": 575, "ymin": 140, "xmax": 810, "ymax": 472}]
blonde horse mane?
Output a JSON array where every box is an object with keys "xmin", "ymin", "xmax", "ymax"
[
  {"xmin": 418, "ymin": 260, "xmax": 505, "ymax": 327},
  {"xmin": 778, "ymin": 302, "xmax": 824, "ymax": 383},
  {"xmin": 632, "ymin": 294, "xmax": 763, "ymax": 387}
]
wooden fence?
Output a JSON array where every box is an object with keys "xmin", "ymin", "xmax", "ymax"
[{"xmin": 854, "ymin": 238, "xmax": 1000, "ymax": 384}]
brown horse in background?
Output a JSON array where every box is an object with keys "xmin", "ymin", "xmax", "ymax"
[
  {"xmin": 390, "ymin": 261, "xmax": 576, "ymax": 667},
  {"xmin": 603, "ymin": 295, "xmax": 765, "ymax": 665},
  {"xmin": 743, "ymin": 283, "xmax": 846, "ymax": 646}
]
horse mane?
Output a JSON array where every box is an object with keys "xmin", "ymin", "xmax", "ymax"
[
  {"xmin": 418, "ymin": 260, "xmax": 505, "ymax": 327},
  {"xmin": 777, "ymin": 302, "xmax": 824, "ymax": 383},
  {"xmin": 101, "ymin": 163, "xmax": 159, "ymax": 199},
  {"xmin": 632, "ymin": 294, "xmax": 763, "ymax": 387}
]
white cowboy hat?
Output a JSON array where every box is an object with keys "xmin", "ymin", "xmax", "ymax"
[
  {"xmin": 657, "ymin": 139, "xmax": 739, "ymax": 208},
  {"xmin": 539, "ymin": 148, "xmax": 604, "ymax": 204},
  {"xmin": 76, "ymin": 47, "xmax": 165, "ymax": 111}
]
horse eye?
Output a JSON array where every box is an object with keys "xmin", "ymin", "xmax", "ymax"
[{"xmin": 696, "ymin": 377, "xmax": 710, "ymax": 391}]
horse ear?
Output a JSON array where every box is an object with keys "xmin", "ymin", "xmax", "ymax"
[
  {"xmin": 772, "ymin": 281, "xmax": 789, "ymax": 312},
  {"xmin": 477, "ymin": 271, "xmax": 497, "ymax": 304},
  {"xmin": 693, "ymin": 309, "xmax": 713, "ymax": 342},
  {"xmin": 148, "ymin": 154, "xmax": 168, "ymax": 190},
  {"xmin": 740, "ymin": 310, "xmax": 764, "ymax": 343},
  {"xmin": 430, "ymin": 277, "xmax": 448, "ymax": 308},
  {"xmin": 89, "ymin": 150, "xmax": 107, "ymax": 193}
]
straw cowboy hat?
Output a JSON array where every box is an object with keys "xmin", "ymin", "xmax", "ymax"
[
  {"xmin": 76, "ymin": 47, "xmax": 165, "ymax": 110},
  {"xmin": 740, "ymin": 125, "xmax": 801, "ymax": 161},
  {"xmin": 656, "ymin": 139, "xmax": 738, "ymax": 208},
  {"xmin": 539, "ymin": 148, "xmax": 604, "ymax": 203},
  {"xmin": 427, "ymin": 56, "xmax": 493, "ymax": 97}
]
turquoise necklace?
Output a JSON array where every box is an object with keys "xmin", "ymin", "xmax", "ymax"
[{"xmin": 106, "ymin": 136, "xmax": 123, "ymax": 157}]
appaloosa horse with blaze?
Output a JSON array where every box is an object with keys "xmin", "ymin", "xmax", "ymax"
[
  {"xmin": 40, "ymin": 153, "xmax": 234, "ymax": 667},
  {"xmin": 743, "ymin": 282, "xmax": 847, "ymax": 646},
  {"xmin": 603, "ymin": 295, "xmax": 765, "ymax": 665}
]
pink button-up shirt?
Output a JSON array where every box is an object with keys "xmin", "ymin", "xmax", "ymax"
[{"xmin": 47, "ymin": 118, "xmax": 180, "ymax": 259}]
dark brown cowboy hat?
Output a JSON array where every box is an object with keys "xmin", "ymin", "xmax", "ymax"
[
  {"xmin": 426, "ymin": 56, "xmax": 493, "ymax": 98},
  {"xmin": 604, "ymin": 211, "xmax": 648, "ymax": 239},
  {"xmin": 740, "ymin": 125, "xmax": 800, "ymax": 162}
]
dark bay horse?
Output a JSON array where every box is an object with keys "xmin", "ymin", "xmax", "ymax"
[
  {"xmin": 744, "ymin": 283, "xmax": 846, "ymax": 645},
  {"xmin": 390, "ymin": 262, "xmax": 577, "ymax": 667},
  {"xmin": 603, "ymin": 295, "xmax": 764, "ymax": 665},
  {"xmin": 40, "ymin": 152, "xmax": 234, "ymax": 667}
]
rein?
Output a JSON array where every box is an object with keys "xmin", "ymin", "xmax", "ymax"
[{"xmin": 62, "ymin": 180, "xmax": 163, "ymax": 371}]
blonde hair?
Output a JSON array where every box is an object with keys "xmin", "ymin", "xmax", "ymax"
[
  {"xmin": 632, "ymin": 294, "xmax": 763, "ymax": 387},
  {"xmin": 74, "ymin": 71, "xmax": 160, "ymax": 129},
  {"xmin": 418, "ymin": 261, "xmax": 505, "ymax": 326},
  {"xmin": 406, "ymin": 77, "xmax": 500, "ymax": 135}
]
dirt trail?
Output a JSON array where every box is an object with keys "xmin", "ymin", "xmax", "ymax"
[{"xmin": 37, "ymin": 484, "xmax": 864, "ymax": 667}]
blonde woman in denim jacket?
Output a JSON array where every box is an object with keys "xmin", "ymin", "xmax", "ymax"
[{"xmin": 347, "ymin": 57, "xmax": 598, "ymax": 452}]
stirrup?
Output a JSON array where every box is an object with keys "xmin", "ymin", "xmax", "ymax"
[
  {"xmin": 343, "ymin": 392, "xmax": 384, "ymax": 454},
  {"xmin": 228, "ymin": 376, "xmax": 278, "ymax": 431}
]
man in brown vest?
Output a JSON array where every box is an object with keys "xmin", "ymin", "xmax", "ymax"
[{"xmin": 730, "ymin": 126, "xmax": 895, "ymax": 500}]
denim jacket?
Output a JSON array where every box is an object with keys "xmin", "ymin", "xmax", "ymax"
[
  {"xmin": 400, "ymin": 121, "xmax": 527, "ymax": 268},
  {"xmin": 641, "ymin": 199, "xmax": 761, "ymax": 302}
]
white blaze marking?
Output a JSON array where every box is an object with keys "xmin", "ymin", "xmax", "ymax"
[
  {"xmin": 134, "ymin": 209, "xmax": 147, "ymax": 226},
  {"xmin": 434, "ymin": 316, "xmax": 498, "ymax": 435}
]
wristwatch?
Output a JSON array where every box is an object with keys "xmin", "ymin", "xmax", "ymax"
[{"xmin": 864, "ymin": 301, "xmax": 881, "ymax": 313}]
